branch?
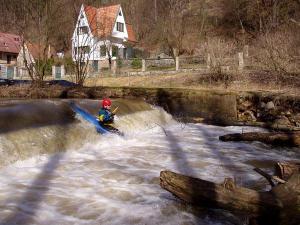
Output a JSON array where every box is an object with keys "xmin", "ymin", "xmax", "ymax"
[{"xmin": 253, "ymin": 168, "xmax": 286, "ymax": 187}]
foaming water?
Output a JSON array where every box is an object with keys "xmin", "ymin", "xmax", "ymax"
[{"xmin": 0, "ymin": 100, "xmax": 299, "ymax": 225}]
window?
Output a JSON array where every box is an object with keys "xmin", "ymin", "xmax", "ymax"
[
  {"xmin": 116, "ymin": 22, "xmax": 124, "ymax": 32},
  {"xmin": 78, "ymin": 26, "xmax": 88, "ymax": 34},
  {"xmin": 100, "ymin": 45, "xmax": 107, "ymax": 57},
  {"xmin": 75, "ymin": 46, "xmax": 90, "ymax": 55},
  {"xmin": 119, "ymin": 11, "xmax": 122, "ymax": 16}
]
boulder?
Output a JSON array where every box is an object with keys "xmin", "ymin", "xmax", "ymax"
[
  {"xmin": 260, "ymin": 102, "xmax": 266, "ymax": 109},
  {"xmin": 238, "ymin": 100, "xmax": 254, "ymax": 112},
  {"xmin": 266, "ymin": 101, "xmax": 275, "ymax": 110},
  {"xmin": 274, "ymin": 116, "xmax": 292, "ymax": 127},
  {"xmin": 294, "ymin": 113, "xmax": 300, "ymax": 121},
  {"xmin": 244, "ymin": 110, "xmax": 257, "ymax": 121}
]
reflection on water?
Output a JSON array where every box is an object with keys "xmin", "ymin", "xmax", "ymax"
[{"xmin": 0, "ymin": 99, "xmax": 299, "ymax": 225}]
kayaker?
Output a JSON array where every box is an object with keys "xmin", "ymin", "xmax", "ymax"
[{"xmin": 98, "ymin": 98, "xmax": 121, "ymax": 134}]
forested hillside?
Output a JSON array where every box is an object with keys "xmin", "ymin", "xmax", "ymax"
[{"xmin": 0, "ymin": 0, "xmax": 299, "ymax": 71}]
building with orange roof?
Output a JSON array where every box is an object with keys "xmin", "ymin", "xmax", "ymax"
[
  {"xmin": 0, "ymin": 32, "xmax": 22, "ymax": 66},
  {"xmin": 0, "ymin": 32, "xmax": 37, "ymax": 79},
  {"xmin": 72, "ymin": 4, "xmax": 137, "ymax": 70}
]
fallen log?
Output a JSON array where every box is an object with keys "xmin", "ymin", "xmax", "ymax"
[
  {"xmin": 231, "ymin": 121, "xmax": 300, "ymax": 132},
  {"xmin": 219, "ymin": 131, "xmax": 300, "ymax": 147},
  {"xmin": 274, "ymin": 162, "xmax": 300, "ymax": 180},
  {"xmin": 160, "ymin": 170, "xmax": 300, "ymax": 225}
]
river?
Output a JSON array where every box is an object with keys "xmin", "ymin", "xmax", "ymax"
[{"xmin": 0, "ymin": 99, "xmax": 299, "ymax": 225}]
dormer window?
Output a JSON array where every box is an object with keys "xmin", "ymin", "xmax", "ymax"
[
  {"xmin": 78, "ymin": 26, "xmax": 88, "ymax": 34},
  {"xmin": 117, "ymin": 22, "xmax": 124, "ymax": 32}
]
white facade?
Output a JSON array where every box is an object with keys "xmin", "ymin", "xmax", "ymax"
[
  {"xmin": 112, "ymin": 7, "xmax": 129, "ymax": 41},
  {"xmin": 72, "ymin": 4, "xmax": 130, "ymax": 65}
]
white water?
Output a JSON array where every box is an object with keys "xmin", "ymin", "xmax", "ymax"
[{"xmin": 0, "ymin": 100, "xmax": 299, "ymax": 225}]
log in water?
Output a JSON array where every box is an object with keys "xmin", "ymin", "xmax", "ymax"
[
  {"xmin": 219, "ymin": 131, "xmax": 300, "ymax": 147},
  {"xmin": 160, "ymin": 170, "xmax": 300, "ymax": 225}
]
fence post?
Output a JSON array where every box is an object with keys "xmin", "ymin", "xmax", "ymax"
[
  {"xmin": 207, "ymin": 54, "xmax": 211, "ymax": 69},
  {"xmin": 61, "ymin": 65, "xmax": 65, "ymax": 78},
  {"xmin": 112, "ymin": 60, "xmax": 117, "ymax": 75},
  {"xmin": 142, "ymin": 59, "xmax": 146, "ymax": 72},
  {"xmin": 176, "ymin": 56, "xmax": 179, "ymax": 71},
  {"xmin": 238, "ymin": 52, "xmax": 244, "ymax": 71},
  {"xmin": 52, "ymin": 66, "xmax": 56, "ymax": 78},
  {"xmin": 244, "ymin": 45, "xmax": 249, "ymax": 58},
  {"xmin": 13, "ymin": 66, "xmax": 17, "ymax": 79}
]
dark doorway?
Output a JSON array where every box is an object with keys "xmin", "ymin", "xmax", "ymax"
[{"xmin": 7, "ymin": 55, "xmax": 11, "ymax": 64}]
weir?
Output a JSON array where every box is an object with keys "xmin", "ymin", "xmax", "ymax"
[{"xmin": 0, "ymin": 99, "xmax": 299, "ymax": 225}]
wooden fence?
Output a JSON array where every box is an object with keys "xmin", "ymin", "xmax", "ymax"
[{"xmin": 88, "ymin": 52, "xmax": 247, "ymax": 77}]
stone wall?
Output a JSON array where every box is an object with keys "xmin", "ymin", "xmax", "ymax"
[
  {"xmin": 237, "ymin": 92, "xmax": 300, "ymax": 129},
  {"xmin": 66, "ymin": 87, "xmax": 238, "ymax": 124}
]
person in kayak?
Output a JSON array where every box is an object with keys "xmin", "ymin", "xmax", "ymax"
[{"xmin": 98, "ymin": 98, "xmax": 121, "ymax": 134}]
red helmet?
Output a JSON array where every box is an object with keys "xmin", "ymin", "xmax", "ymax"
[{"xmin": 102, "ymin": 98, "xmax": 112, "ymax": 108}]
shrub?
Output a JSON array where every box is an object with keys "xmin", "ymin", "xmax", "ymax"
[
  {"xmin": 131, "ymin": 58, "xmax": 142, "ymax": 69},
  {"xmin": 253, "ymin": 29, "xmax": 300, "ymax": 75},
  {"xmin": 202, "ymin": 38, "xmax": 238, "ymax": 88},
  {"xmin": 63, "ymin": 57, "xmax": 75, "ymax": 74},
  {"xmin": 117, "ymin": 57, "xmax": 123, "ymax": 67}
]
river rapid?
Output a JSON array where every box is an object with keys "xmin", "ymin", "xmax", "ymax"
[{"xmin": 0, "ymin": 99, "xmax": 299, "ymax": 225}]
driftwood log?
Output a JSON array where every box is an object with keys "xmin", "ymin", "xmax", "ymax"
[
  {"xmin": 219, "ymin": 131, "xmax": 300, "ymax": 147},
  {"xmin": 160, "ymin": 167, "xmax": 300, "ymax": 225},
  {"xmin": 275, "ymin": 162, "xmax": 300, "ymax": 180}
]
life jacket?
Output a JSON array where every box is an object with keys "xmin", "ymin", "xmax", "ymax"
[{"xmin": 98, "ymin": 108, "xmax": 114, "ymax": 125}]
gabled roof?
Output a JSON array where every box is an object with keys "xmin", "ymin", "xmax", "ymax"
[
  {"xmin": 84, "ymin": 4, "xmax": 120, "ymax": 38},
  {"xmin": 126, "ymin": 24, "xmax": 137, "ymax": 43},
  {"xmin": 83, "ymin": 4, "xmax": 137, "ymax": 43},
  {"xmin": 0, "ymin": 32, "xmax": 22, "ymax": 54}
]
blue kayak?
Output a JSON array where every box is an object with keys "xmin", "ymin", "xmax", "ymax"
[{"xmin": 70, "ymin": 103, "xmax": 108, "ymax": 134}]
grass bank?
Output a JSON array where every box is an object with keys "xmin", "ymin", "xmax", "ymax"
[{"xmin": 84, "ymin": 71, "xmax": 300, "ymax": 96}]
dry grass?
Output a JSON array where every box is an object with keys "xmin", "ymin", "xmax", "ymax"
[{"xmin": 84, "ymin": 70, "xmax": 300, "ymax": 96}]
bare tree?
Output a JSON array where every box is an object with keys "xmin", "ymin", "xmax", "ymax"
[
  {"xmin": 253, "ymin": 29, "xmax": 300, "ymax": 74},
  {"xmin": 3, "ymin": 0, "xmax": 64, "ymax": 85},
  {"xmin": 71, "ymin": 4, "xmax": 98, "ymax": 86}
]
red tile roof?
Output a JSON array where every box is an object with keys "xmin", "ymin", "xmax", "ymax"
[
  {"xmin": 0, "ymin": 32, "xmax": 22, "ymax": 54},
  {"xmin": 84, "ymin": 4, "xmax": 120, "ymax": 38},
  {"xmin": 84, "ymin": 5, "xmax": 98, "ymax": 36},
  {"xmin": 84, "ymin": 4, "xmax": 137, "ymax": 43},
  {"xmin": 126, "ymin": 24, "xmax": 137, "ymax": 43}
]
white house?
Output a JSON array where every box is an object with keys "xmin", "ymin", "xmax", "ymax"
[{"xmin": 72, "ymin": 4, "xmax": 137, "ymax": 70}]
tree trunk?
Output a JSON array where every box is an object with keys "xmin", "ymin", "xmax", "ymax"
[
  {"xmin": 160, "ymin": 170, "xmax": 300, "ymax": 225},
  {"xmin": 219, "ymin": 132, "xmax": 300, "ymax": 147}
]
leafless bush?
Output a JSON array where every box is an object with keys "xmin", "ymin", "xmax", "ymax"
[
  {"xmin": 204, "ymin": 38, "xmax": 237, "ymax": 73},
  {"xmin": 253, "ymin": 30, "xmax": 300, "ymax": 75},
  {"xmin": 201, "ymin": 38, "xmax": 238, "ymax": 88}
]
